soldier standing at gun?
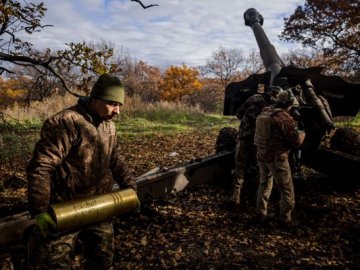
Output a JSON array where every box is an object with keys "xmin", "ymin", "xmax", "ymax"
[
  {"xmin": 229, "ymin": 86, "xmax": 281, "ymax": 209},
  {"xmin": 254, "ymin": 90, "xmax": 305, "ymax": 227},
  {"xmin": 27, "ymin": 74, "xmax": 136, "ymax": 269}
]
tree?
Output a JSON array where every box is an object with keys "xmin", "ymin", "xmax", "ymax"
[
  {"xmin": 281, "ymin": 48, "xmax": 345, "ymax": 75},
  {"xmin": 122, "ymin": 60, "xmax": 162, "ymax": 102},
  {"xmin": 0, "ymin": 0, "xmax": 157, "ymax": 99},
  {"xmin": 201, "ymin": 47, "xmax": 245, "ymax": 89},
  {"xmin": 242, "ymin": 49, "xmax": 264, "ymax": 77},
  {"xmin": 198, "ymin": 47, "xmax": 264, "ymax": 113},
  {"xmin": 0, "ymin": 76, "xmax": 28, "ymax": 107},
  {"xmin": 280, "ymin": 0, "xmax": 360, "ymax": 75},
  {"xmin": 190, "ymin": 78, "xmax": 224, "ymax": 113},
  {"xmin": 160, "ymin": 64, "xmax": 202, "ymax": 101}
]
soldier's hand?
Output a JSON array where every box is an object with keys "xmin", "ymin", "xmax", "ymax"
[
  {"xmin": 35, "ymin": 212, "xmax": 57, "ymax": 238},
  {"xmin": 303, "ymin": 78, "xmax": 313, "ymax": 89},
  {"xmin": 298, "ymin": 131, "xmax": 306, "ymax": 144}
]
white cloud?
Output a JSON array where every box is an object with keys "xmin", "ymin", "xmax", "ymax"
[{"xmin": 25, "ymin": 0, "xmax": 305, "ymax": 68}]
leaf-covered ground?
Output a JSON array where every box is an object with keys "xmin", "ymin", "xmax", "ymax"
[
  {"xmin": 1, "ymin": 129, "xmax": 360, "ymax": 269},
  {"xmin": 115, "ymin": 130, "xmax": 360, "ymax": 269},
  {"xmin": 111, "ymin": 178, "xmax": 360, "ymax": 269}
]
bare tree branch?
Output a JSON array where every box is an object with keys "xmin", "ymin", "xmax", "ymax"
[
  {"xmin": 0, "ymin": 52, "xmax": 81, "ymax": 97},
  {"xmin": 0, "ymin": 0, "xmax": 154, "ymax": 102},
  {"xmin": 0, "ymin": 66, "xmax": 13, "ymax": 75},
  {"xmin": 131, "ymin": 0, "xmax": 159, "ymax": 9}
]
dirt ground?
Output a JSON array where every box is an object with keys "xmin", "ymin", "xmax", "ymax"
[{"xmin": 1, "ymin": 129, "xmax": 360, "ymax": 269}]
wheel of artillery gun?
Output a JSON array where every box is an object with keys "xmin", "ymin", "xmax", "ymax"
[
  {"xmin": 215, "ymin": 127, "xmax": 237, "ymax": 153},
  {"xmin": 330, "ymin": 127, "xmax": 360, "ymax": 156}
]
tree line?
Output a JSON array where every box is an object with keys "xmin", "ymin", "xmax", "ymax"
[{"xmin": 0, "ymin": 0, "xmax": 359, "ymax": 112}]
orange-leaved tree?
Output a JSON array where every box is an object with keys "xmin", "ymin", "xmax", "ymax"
[
  {"xmin": 0, "ymin": 76, "xmax": 29, "ymax": 107},
  {"xmin": 160, "ymin": 64, "xmax": 202, "ymax": 101}
]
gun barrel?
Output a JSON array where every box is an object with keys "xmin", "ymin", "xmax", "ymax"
[
  {"xmin": 302, "ymin": 79, "xmax": 334, "ymax": 130},
  {"xmin": 244, "ymin": 8, "xmax": 284, "ymax": 85}
]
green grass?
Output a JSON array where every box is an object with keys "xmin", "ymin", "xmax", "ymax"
[
  {"xmin": 116, "ymin": 113, "xmax": 237, "ymax": 138},
  {"xmin": 0, "ymin": 113, "xmax": 238, "ymax": 162},
  {"xmin": 334, "ymin": 113, "xmax": 360, "ymax": 128},
  {"xmin": 2, "ymin": 107, "xmax": 359, "ymax": 162}
]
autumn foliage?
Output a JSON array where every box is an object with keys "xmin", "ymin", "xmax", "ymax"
[
  {"xmin": 160, "ymin": 64, "xmax": 202, "ymax": 101},
  {"xmin": 280, "ymin": 0, "xmax": 360, "ymax": 75},
  {"xmin": 0, "ymin": 77, "xmax": 28, "ymax": 107},
  {"xmin": 123, "ymin": 60, "xmax": 163, "ymax": 102},
  {"xmin": 1, "ymin": 0, "xmax": 359, "ymax": 110},
  {"xmin": 0, "ymin": 1, "xmax": 121, "ymax": 96}
]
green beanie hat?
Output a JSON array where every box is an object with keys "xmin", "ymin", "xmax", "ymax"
[{"xmin": 90, "ymin": 74, "xmax": 125, "ymax": 105}]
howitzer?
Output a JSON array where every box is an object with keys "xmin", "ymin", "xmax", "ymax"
[
  {"xmin": 1, "ymin": 8, "xmax": 360, "ymax": 265},
  {"xmin": 224, "ymin": 8, "xmax": 360, "ymax": 181}
]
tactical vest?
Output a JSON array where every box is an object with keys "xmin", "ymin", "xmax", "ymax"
[{"xmin": 254, "ymin": 109, "xmax": 273, "ymax": 149}]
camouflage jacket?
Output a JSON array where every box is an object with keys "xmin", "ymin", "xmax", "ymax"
[
  {"xmin": 236, "ymin": 93, "xmax": 272, "ymax": 142},
  {"xmin": 255, "ymin": 106, "xmax": 305, "ymax": 163},
  {"xmin": 27, "ymin": 97, "xmax": 135, "ymax": 216}
]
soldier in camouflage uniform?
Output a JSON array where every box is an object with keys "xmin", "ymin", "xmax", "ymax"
[
  {"xmin": 27, "ymin": 74, "xmax": 135, "ymax": 269},
  {"xmin": 254, "ymin": 89, "xmax": 305, "ymax": 226},
  {"xmin": 229, "ymin": 86, "xmax": 281, "ymax": 209}
]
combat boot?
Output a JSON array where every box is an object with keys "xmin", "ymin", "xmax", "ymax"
[
  {"xmin": 229, "ymin": 188, "xmax": 241, "ymax": 211},
  {"xmin": 278, "ymin": 219, "xmax": 300, "ymax": 229}
]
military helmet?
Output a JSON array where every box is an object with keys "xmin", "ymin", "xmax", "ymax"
[
  {"xmin": 275, "ymin": 89, "xmax": 295, "ymax": 108},
  {"xmin": 272, "ymin": 76, "xmax": 290, "ymax": 89},
  {"xmin": 90, "ymin": 74, "xmax": 125, "ymax": 105},
  {"xmin": 268, "ymin": 85, "xmax": 283, "ymax": 97},
  {"xmin": 264, "ymin": 85, "xmax": 282, "ymax": 104}
]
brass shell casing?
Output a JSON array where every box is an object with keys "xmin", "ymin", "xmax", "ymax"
[{"xmin": 50, "ymin": 188, "xmax": 139, "ymax": 232}]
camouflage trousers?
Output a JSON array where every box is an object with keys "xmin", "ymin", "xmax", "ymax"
[
  {"xmin": 256, "ymin": 158, "xmax": 295, "ymax": 222},
  {"xmin": 27, "ymin": 221, "xmax": 114, "ymax": 270},
  {"xmin": 231, "ymin": 138, "xmax": 259, "ymax": 205}
]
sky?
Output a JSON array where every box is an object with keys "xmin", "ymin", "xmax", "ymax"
[{"xmin": 25, "ymin": 0, "xmax": 306, "ymax": 69}]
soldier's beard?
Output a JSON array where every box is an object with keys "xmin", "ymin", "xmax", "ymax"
[{"xmin": 104, "ymin": 113, "xmax": 117, "ymax": 121}]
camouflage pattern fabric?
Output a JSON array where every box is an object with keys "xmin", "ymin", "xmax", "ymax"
[
  {"xmin": 236, "ymin": 94, "xmax": 271, "ymax": 142},
  {"xmin": 232, "ymin": 138, "xmax": 259, "ymax": 205},
  {"xmin": 255, "ymin": 106, "xmax": 305, "ymax": 163},
  {"xmin": 255, "ymin": 106, "xmax": 305, "ymax": 222},
  {"xmin": 27, "ymin": 221, "xmax": 114, "ymax": 270},
  {"xmin": 27, "ymin": 97, "xmax": 135, "ymax": 216},
  {"xmin": 235, "ymin": 93, "xmax": 271, "ymax": 180},
  {"xmin": 231, "ymin": 93, "xmax": 273, "ymax": 205},
  {"xmin": 27, "ymin": 97, "xmax": 134, "ymax": 269}
]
